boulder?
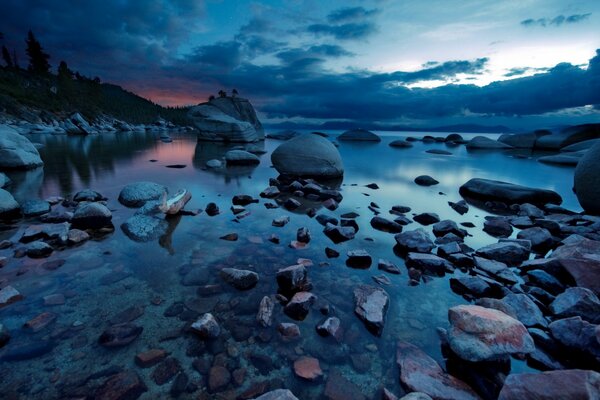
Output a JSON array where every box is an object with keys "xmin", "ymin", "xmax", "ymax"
[
  {"xmin": 121, "ymin": 215, "xmax": 168, "ymax": 242},
  {"xmin": 466, "ymin": 136, "xmax": 512, "ymax": 149},
  {"xmin": 225, "ymin": 150, "xmax": 260, "ymax": 165},
  {"xmin": 475, "ymin": 242, "xmax": 529, "ymax": 265},
  {"xmin": 396, "ymin": 341, "xmax": 480, "ymax": 400},
  {"xmin": 414, "ymin": 175, "xmax": 439, "ymax": 186},
  {"xmin": 266, "ymin": 130, "xmax": 299, "ymax": 140},
  {"xmin": 0, "ymin": 172, "xmax": 10, "ymax": 188},
  {"xmin": 72, "ymin": 202, "xmax": 112, "ymax": 229},
  {"xmin": 0, "ymin": 189, "xmax": 20, "ymax": 219},
  {"xmin": 271, "ymin": 134, "xmax": 344, "ymax": 178},
  {"xmin": 574, "ymin": 141, "xmax": 600, "ymax": 215},
  {"xmin": 0, "ymin": 125, "xmax": 44, "ymax": 170},
  {"xmin": 338, "ymin": 129, "xmax": 381, "ymax": 142},
  {"xmin": 548, "ymin": 316, "xmax": 600, "ymax": 360},
  {"xmin": 459, "ymin": 178, "xmax": 562, "ymax": 206},
  {"xmin": 535, "ymin": 123, "xmax": 600, "ymax": 150},
  {"xmin": 73, "ymin": 189, "xmax": 104, "ymax": 202},
  {"xmin": 21, "ymin": 200, "xmax": 50, "ymax": 217},
  {"xmin": 191, "ymin": 313, "xmax": 221, "ymax": 339},
  {"xmin": 561, "ymin": 138, "xmax": 600, "ymax": 152},
  {"xmin": 538, "ymin": 154, "xmax": 580, "ymax": 166},
  {"xmin": 370, "ymin": 216, "xmax": 403, "ymax": 233},
  {"xmin": 389, "ymin": 139, "xmax": 413, "ymax": 148},
  {"xmin": 477, "ymin": 294, "xmax": 547, "ymax": 328},
  {"xmin": 220, "ymin": 268, "xmax": 258, "ymax": 290},
  {"xmin": 284, "ymin": 292, "xmax": 316, "ymax": 320},
  {"xmin": 498, "ymin": 369, "xmax": 600, "ymax": 400},
  {"xmin": 395, "ymin": 229, "xmax": 435, "ymax": 253},
  {"xmin": 354, "ymin": 285, "xmax": 389, "ymax": 336},
  {"xmin": 118, "ymin": 182, "xmax": 167, "ymax": 207},
  {"xmin": 498, "ymin": 130, "xmax": 550, "ymax": 148},
  {"xmin": 189, "ymin": 96, "xmax": 264, "ymax": 142},
  {"xmin": 406, "ymin": 253, "xmax": 454, "ymax": 276},
  {"xmin": 447, "ymin": 305, "xmax": 535, "ymax": 362},
  {"xmin": 517, "ymin": 227, "xmax": 553, "ymax": 253},
  {"xmin": 324, "ymin": 224, "xmax": 356, "ymax": 244},
  {"xmin": 549, "ymin": 287, "xmax": 600, "ymax": 323}
]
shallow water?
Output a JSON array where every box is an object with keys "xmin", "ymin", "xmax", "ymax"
[{"xmin": 0, "ymin": 131, "xmax": 579, "ymax": 399}]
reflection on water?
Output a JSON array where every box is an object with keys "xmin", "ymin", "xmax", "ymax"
[{"xmin": 0, "ymin": 130, "xmax": 580, "ymax": 399}]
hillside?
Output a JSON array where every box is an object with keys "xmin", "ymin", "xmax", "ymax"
[{"xmin": 0, "ymin": 67, "xmax": 192, "ymax": 125}]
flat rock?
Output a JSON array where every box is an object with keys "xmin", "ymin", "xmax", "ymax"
[
  {"xmin": 293, "ymin": 356, "xmax": 323, "ymax": 381},
  {"xmin": 459, "ymin": 178, "xmax": 562, "ymax": 206},
  {"xmin": 354, "ymin": 285, "xmax": 389, "ymax": 336},
  {"xmin": 118, "ymin": 181, "xmax": 167, "ymax": 207},
  {"xmin": 98, "ymin": 323, "xmax": 143, "ymax": 347},
  {"xmin": 220, "ymin": 268, "xmax": 258, "ymax": 290},
  {"xmin": 338, "ymin": 129, "xmax": 381, "ymax": 142},
  {"xmin": 395, "ymin": 229, "xmax": 435, "ymax": 253},
  {"xmin": 94, "ymin": 370, "xmax": 147, "ymax": 400},
  {"xmin": 549, "ymin": 287, "xmax": 600, "ymax": 323},
  {"xmin": 498, "ymin": 369, "xmax": 600, "ymax": 400}
]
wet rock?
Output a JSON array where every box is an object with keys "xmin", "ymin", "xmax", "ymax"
[
  {"xmin": 98, "ymin": 323, "xmax": 143, "ymax": 347},
  {"xmin": 459, "ymin": 178, "xmax": 562, "ymax": 206},
  {"xmin": 325, "ymin": 247, "xmax": 340, "ymax": 258},
  {"xmin": 1, "ymin": 340, "xmax": 54, "ymax": 361},
  {"xmin": 450, "ymin": 276, "xmax": 500, "ymax": 299},
  {"xmin": 483, "ymin": 218, "xmax": 513, "ymax": 238},
  {"xmin": 414, "ymin": 213, "xmax": 440, "ymax": 226},
  {"xmin": 152, "ymin": 357, "xmax": 182, "ymax": 385},
  {"xmin": 354, "ymin": 285, "xmax": 389, "ymax": 336},
  {"xmin": 316, "ymin": 214, "xmax": 338, "ymax": 226},
  {"xmin": 406, "ymin": 253, "xmax": 454, "ymax": 276},
  {"xmin": 467, "ymin": 136, "xmax": 512, "ymax": 149},
  {"xmin": 449, "ymin": 200, "xmax": 469, "ymax": 215},
  {"xmin": 40, "ymin": 209, "xmax": 73, "ymax": 223},
  {"xmin": 0, "ymin": 125, "xmax": 44, "ymax": 169},
  {"xmin": 252, "ymin": 389, "xmax": 299, "ymax": 400},
  {"xmin": 272, "ymin": 215, "xmax": 290, "ymax": 227},
  {"xmin": 526, "ymin": 270, "xmax": 565, "ymax": 295},
  {"xmin": 477, "ymin": 293, "xmax": 547, "ymax": 328},
  {"xmin": 284, "ymin": 292, "xmax": 316, "ymax": 320},
  {"xmin": 433, "ymin": 220, "xmax": 467, "ymax": 238},
  {"xmin": 346, "ymin": 249, "xmax": 372, "ymax": 269},
  {"xmin": 447, "ymin": 305, "xmax": 534, "ymax": 362},
  {"xmin": 414, "ymin": 175, "xmax": 439, "ymax": 186},
  {"xmin": 72, "ymin": 202, "xmax": 112, "ymax": 229},
  {"xmin": 220, "ymin": 268, "xmax": 259, "ymax": 290},
  {"xmin": 396, "ymin": 341, "xmax": 479, "ymax": 400},
  {"xmin": 25, "ymin": 241, "xmax": 53, "ymax": 258},
  {"xmin": 135, "ymin": 349, "xmax": 167, "ymax": 368},
  {"xmin": 294, "ymin": 356, "xmax": 323, "ymax": 381},
  {"xmin": 316, "ymin": 317, "xmax": 342, "ymax": 340},
  {"xmin": 277, "ymin": 322, "xmax": 301, "ymax": 340},
  {"xmin": 271, "ymin": 134, "xmax": 344, "ymax": 178},
  {"xmin": 437, "ymin": 242, "xmax": 461, "ymax": 258},
  {"xmin": 67, "ymin": 229, "xmax": 90, "ymax": 245},
  {"xmin": 574, "ymin": 140, "xmax": 600, "ymax": 215},
  {"xmin": 284, "ymin": 198, "xmax": 301, "ymax": 210},
  {"xmin": 94, "ymin": 370, "xmax": 147, "ymax": 400},
  {"xmin": 549, "ymin": 287, "xmax": 600, "ymax": 323},
  {"xmin": 232, "ymin": 194, "xmax": 258, "ymax": 206},
  {"xmin": 297, "ymin": 227, "xmax": 311, "ymax": 243},
  {"xmin": 498, "ymin": 369, "xmax": 600, "ymax": 400},
  {"xmin": 73, "ymin": 189, "xmax": 104, "ymax": 202},
  {"xmin": 23, "ymin": 312, "xmax": 56, "ymax": 332},
  {"xmin": 371, "ymin": 216, "xmax": 403, "ymax": 233},
  {"xmin": 118, "ymin": 181, "xmax": 167, "ymax": 207},
  {"xmin": 225, "ymin": 150, "xmax": 260, "ymax": 165},
  {"xmin": 191, "ymin": 313, "xmax": 220, "ymax": 339},
  {"xmin": 323, "ymin": 198, "xmax": 339, "ymax": 210},
  {"xmin": 260, "ymin": 186, "xmax": 280, "ymax": 198},
  {"xmin": 276, "ymin": 264, "xmax": 308, "ymax": 292},
  {"xmin": 206, "ymin": 159, "xmax": 222, "ymax": 168},
  {"xmin": 378, "ymin": 259, "xmax": 401, "ymax": 274},
  {"xmin": 473, "ymin": 256, "xmax": 518, "ymax": 284},
  {"xmin": 475, "ymin": 242, "xmax": 529, "ymax": 266},
  {"xmin": 121, "ymin": 214, "xmax": 168, "ymax": 242},
  {"xmin": 220, "ymin": 233, "xmax": 238, "ymax": 241},
  {"xmin": 20, "ymin": 222, "xmax": 70, "ymax": 244},
  {"xmin": 395, "ymin": 229, "xmax": 435, "ymax": 253},
  {"xmin": 548, "ymin": 316, "xmax": 600, "ymax": 359},
  {"xmin": 517, "ymin": 227, "xmax": 553, "ymax": 253},
  {"xmin": 205, "ymin": 202, "xmax": 220, "ymax": 216},
  {"xmin": 338, "ymin": 128, "xmax": 381, "ymax": 142},
  {"xmin": 324, "ymin": 369, "xmax": 367, "ymax": 400},
  {"xmin": 21, "ymin": 200, "xmax": 50, "ymax": 217},
  {"xmin": 256, "ymin": 296, "xmax": 275, "ymax": 327},
  {"xmin": 0, "ymin": 188, "xmax": 20, "ymax": 219},
  {"xmin": 324, "ymin": 223, "xmax": 356, "ymax": 243}
]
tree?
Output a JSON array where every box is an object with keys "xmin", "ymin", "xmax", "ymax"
[
  {"xmin": 57, "ymin": 61, "xmax": 73, "ymax": 79},
  {"xmin": 25, "ymin": 30, "xmax": 50, "ymax": 73},
  {"xmin": 2, "ymin": 46, "xmax": 12, "ymax": 68},
  {"xmin": 12, "ymin": 49, "xmax": 19, "ymax": 69},
  {"xmin": 208, "ymin": 95, "xmax": 215, "ymax": 101},
  {"xmin": 218, "ymin": 90, "xmax": 226, "ymax": 97},
  {"xmin": 232, "ymin": 88, "xmax": 238, "ymax": 97}
]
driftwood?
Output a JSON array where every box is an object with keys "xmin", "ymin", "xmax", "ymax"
[{"xmin": 159, "ymin": 189, "xmax": 192, "ymax": 215}]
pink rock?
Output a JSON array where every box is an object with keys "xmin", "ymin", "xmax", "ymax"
[
  {"xmin": 23, "ymin": 312, "xmax": 57, "ymax": 332},
  {"xmin": 293, "ymin": 356, "xmax": 323, "ymax": 381},
  {"xmin": 498, "ymin": 369, "xmax": 600, "ymax": 400}
]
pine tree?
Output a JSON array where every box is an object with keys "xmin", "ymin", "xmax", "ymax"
[
  {"xmin": 2, "ymin": 46, "xmax": 12, "ymax": 68},
  {"xmin": 25, "ymin": 30, "xmax": 50, "ymax": 73},
  {"xmin": 12, "ymin": 49, "xmax": 19, "ymax": 69},
  {"xmin": 57, "ymin": 61, "xmax": 73, "ymax": 79}
]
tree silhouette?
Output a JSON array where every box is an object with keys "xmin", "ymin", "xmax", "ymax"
[
  {"xmin": 232, "ymin": 88, "xmax": 239, "ymax": 97},
  {"xmin": 25, "ymin": 30, "xmax": 50, "ymax": 73},
  {"xmin": 2, "ymin": 45, "xmax": 12, "ymax": 68},
  {"xmin": 58, "ymin": 61, "xmax": 73, "ymax": 79},
  {"xmin": 218, "ymin": 90, "xmax": 226, "ymax": 97},
  {"xmin": 12, "ymin": 49, "xmax": 19, "ymax": 69},
  {"xmin": 208, "ymin": 95, "xmax": 215, "ymax": 101}
]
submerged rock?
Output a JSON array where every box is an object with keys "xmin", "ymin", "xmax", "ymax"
[
  {"xmin": 459, "ymin": 178, "xmax": 562, "ymax": 206},
  {"xmin": 293, "ymin": 356, "xmax": 323, "ymax": 381},
  {"xmin": 225, "ymin": 150, "xmax": 260, "ymax": 165},
  {"xmin": 220, "ymin": 268, "xmax": 259, "ymax": 290},
  {"xmin": 0, "ymin": 124, "xmax": 44, "ymax": 169},
  {"xmin": 354, "ymin": 285, "xmax": 389, "ymax": 336},
  {"xmin": 118, "ymin": 181, "xmax": 167, "ymax": 207},
  {"xmin": 94, "ymin": 370, "xmax": 148, "ymax": 400},
  {"xmin": 498, "ymin": 369, "xmax": 600, "ymax": 400},
  {"xmin": 98, "ymin": 323, "xmax": 143, "ymax": 347},
  {"xmin": 271, "ymin": 134, "xmax": 344, "ymax": 178},
  {"xmin": 0, "ymin": 286, "xmax": 23, "ymax": 308},
  {"xmin": 121, "ymin": 215, "xmax": 168, "ymax": 242},
  {"xmin": 338, "ymin": 129, "xmax": 381, "ymax": 142},
  {"xmin": 414, "ymin": 175, "xmax": 439, "ymax": 186},
  {"xmin": 191, "ymin": 313, "xmax": 221, "ymax": 339},
  {"xmin": 256, "ymin": 296, "xmax": 275, "ymax": 327}
]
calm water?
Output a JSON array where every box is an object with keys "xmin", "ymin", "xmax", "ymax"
[{"xmin": 0, "ymin": 131, "xmax": 579, "ymax": 399}]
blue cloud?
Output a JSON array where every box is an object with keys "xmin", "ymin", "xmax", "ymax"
[
  {"xmin": 306, "ymin": 22, "xmax": 378, "ymax": 40},
  {"xmin": 521, "ymin": 13, "xmax": 591, "ymax": 27},
  {"xmin": 327, "ymin": 7, "xmax": 379, "ymax": 23}
]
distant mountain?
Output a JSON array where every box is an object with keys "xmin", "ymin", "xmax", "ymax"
[{"xmin": 264, "ymin": 120, "xmax": 512, "ymax": 133}]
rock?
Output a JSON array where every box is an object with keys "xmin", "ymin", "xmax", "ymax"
[
  {"xmin": 477, "ymin": 293, "xmax": 547, "ymax": 328},
  {"xmin": 0, "ymin": 323, "xmax": 9, "ymax": 348},
  {"xmin": 466, "ymin": 136, "xmax": 513, "ymax": 149},
  {"xmin": 389, "ymin": 139, "xmax": 413, "ymax": 148},
  {"xmin": 220, "ymin": 233, "xmax": 238, "ymax": 241},
  {"xmin": 322, "ymin": 198, "xmax": 338, "ymax": 210},
  {"xmin": 517, "ymin": 227, "xmax": 553, "ymax": 253},
  {"xmin": 316, "ymin": 317, "xmax": 342, "ymax": 340},
  {"xmin": 475, "ymin": 242, "xmax": 529, "ymax": 265},
  {"xmin": 73, "ymin": 189, "xmax": 104, "ymax": 202},
  {"xmin": 20, "ymin": 222, "xmax": 69, "ymax": 244},
  {"xmin": 324, "ymin": 369, "xmax": 367, "ymax": 400},
  {"xmin": 260, "ymin": 186, "xmax": 280, "ymax": 198},
  {"xmin": 370, "ymin": 216, "xmax": 403, "ymax": 233},
  {"xmin": 232, "ymin": 194, "xmax": 258, "ymax": 206},
  {"xmin": 406, "ymin": 253, "xmax": 454, "ymax": 276},
  {"xmin": 277, "ymin": 322, "xmax": 301, "ymax": 340},
  {"xmin": 272, "ymin": 215, "xmax": 290, "ymax": 227},
  {"xmin": 449, "ymin": 200, "xmax": 469, "ymax": 215},
  {"xmin": 25, "ymin": 241, "xmax": 53, "ymax": 258},
  {"xmin": 135, "ymin": 349, "xmax": 167, "ymax": 368},
  {"xmin": 414, "ymin": 175, "xmax": 439, "ymax": 186},
  {"xmin": 426, "ymin": 149, "xmax": 452, "ymax": 155},
  {"xmin": 284, "ymin": 198, "xmax": 302, "ymax": 210},
  {"xmin": 538, "ymin": 154, "xmax": 580, "ymax": 166},
  {"xmin": 338, "ymin": 129, "xmax": 381, "ymax": 142},
  {"xmin": 21, "ymin": 200, "xmax": 50, "ymax": 217},
  {"xmin": 378, "ymin": 259, "xmax": 401, "ymax": 274},
  {"xmin": 220, "ymin": 268, "xmax": 258, "ymax": 290},
  {"xmin": 0, "ymin": 188, "xmax": 20, "ymax": 219},
  {"xmin": 72, "ymin": 202, "xmax": 112, "ymax": 229},
  {"xmin": 354, "ymin": 285, "xmax": 389, "ymax": 336},
  {"xmin": 152, "ymin": 357, "xmax": 182, "ymax": 385},
  {"xmin": 67, "ymin": 229, "xmax": 90, "ymax": 245},
  {"xmin": 549, "ymin": 316, "xmax": 600, "ymax": 360},
  {"xmin": 121, "ymin": 215, "xmax": 168, "ymax": 242},
  {"xmin": 159, "ymin": 189, "xmax": 191, "ymax": 214},
  {"xmin": 473, "ymin": 256, "xmax": 518, "ymax": 284},
  {"xmin": 297, "ymin": 227, "xmax": 311, "ymax": 243},
  {"xmin": 284, "ymin": 292, "xmax": 316, "ymax": 320},
  {"xmin": 324, "ymin": 224, "xmax": 356, "ymax": 244},
  {"xmin": 483, "ymin": 218, "xmax": 513, "ymax": 238},
  {"xmin": 549, "ymin": 287, "xmax": 600, "ymax": 323},
  {"xmin": 267, "ymin": 130, "xmax": 300, "ymax": 140},
  {"xmin": 191, "ymin": 313, "xmax": 221, "ymax": 339},
  {"xmin": 190, "ymin": 96, "xmax": 263, "ymax": 142},
  {"xmin": 395, "ymin": 229, "xmax": 435, "ymax": 253},
  {"xmin": 94, "ymin": 370, "xmax": 147, "ymax": 400},
  {"xmin": 535, "ymin": 123, "xmax": 600, "ymax": 150},
  {"xmin": 271, "ymin": 134, "xmax": 344, "ymax": 178},
  {"xmin": 225, "ymin": 150, "xmax": 260, "ymax": 165},
  {"xmin": 0, "ymin": 172, "xmax": 10, "ymax": 188},
  {"xmin": 574, "ymin": 141, "xmax": 600, "ymax": 215},
  {"xmin": 256, "ymin": 296, "xmax": 275, "ymax": 327},
  {"xmin": 459, "ymin": 178, "xmax": 562, "ymax": 206},
  {"xmin": 276, "ymin": 264, "xmax": 308, "ymax": 292},
  {"xmin": 325, "ymin": 247, "xmax": 340, "ymax": 258},
  {"xmin": 447, "ymin": 305, "xmax": 534, "ymax": 362},
  {"xmin": 396, "ymin": 341, "xmax": 480, "ymax": 400},
  {"xmin": 293, "ymin": 356, "xmax": 323, "ymax": 381},
  {"xmin": 498, "ymin": 369, "xmax": 600, "ymax": 400},
  {"xmin": 414, "ymin": 213, "xmax": 440, "ymax": 225},
  {"xmin": 526, "ymin": 270, "xmax": 565, "ymax": 295},
  {"xmin": 98, "ymin": 323, "xmax": 143, "ymax": 347},
  {"xmin": 40, "ymin": 210, "xmax": 73, "ymax": 223},
  {"xmin": 450, "ymin": 276, "xmax": 498, "ymax": 299},
  {"xmin": 0, "ymin": 285, "xmax": 23, "ymax": 308},
  {"xmin": 118, "ymin": 182, "xmax": 167, "ymax": 207},
  {"xmin": 498, "ymin": 131, "xmax": 549, "ymax": 148},
  {"xmin": 0, "ymin": 124, "xmax": 44, "ymax": 169},
  {"xmin": 432, "ymin": 220, "xmax": 467, "ymax": 238},
  {"xmin": 251, "ymin": 389, "xmax": 299, "ymax": 400},
  {"xmin": 206, "ymin": 159, "xmax": 222, "ymax": 168},
  {"xmin": 346, "ymin": 249, "xmax": 372, "ymax": 269},
  {"xmin": 23, "ymin": 312, "xmax": 56, "ymax": 332}
]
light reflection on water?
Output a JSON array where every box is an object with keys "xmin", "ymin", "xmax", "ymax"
[{"xmin": 0, "ymin": 130, "xmax": 579, "ymax": 398}]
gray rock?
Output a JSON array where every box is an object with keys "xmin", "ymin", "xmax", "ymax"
[
  {"xmin": 0, "ymin": 173, "xmax": 10, "ymax": 188},
  {"xmin": 73, "ymin": 189, "xmax": 104, "ymax": 202},
  {"xmin": 0, "ymin": 125, "xmax": 44, "ymax": 169},
  {"xmin": 432, "ymin": 220, "xmax": 467, "ymax": 238},
  {"xmin": 21, "ymin": 200, "xmax": 50, "ymax": 217},
  {"xmin": 498, "ymin": 130, "xmax": 550, "ymax": 148},
  {"xmin": 118, "ymin": 182, "xmax": 167, "ymax": 207},
  {"xmin": 535, "ymin": 123, "xmax": 600, "ymax": 150},
  {"xmin": 338, "ymin": 129, "xmax": 381, "ymax": 142},
  {"xmin": 459, "ymin": 178, "xmax": 562, "ymax": 206},
  {"xmin": 256, "ymin": 296, "xmax": 275, "ymax": 327},
  {"xmin": 389, "ymin": 139, "xmax": 413, "ymax": 148},
  {"xmin": 561, "ymin": 138, "xmax": 600, "ymax": 152},
  {"xmin": 538, "ymin": 154, "xmax": 580, "ymax": 166},
  {"xmin": 473, "ymin": 256, "xmax": 518, "ymax": 284},
  {"xmin": 498, "ymin": 369, "xmax": 600, "ymax": 400},
  {"xmin": 0, "ymin": 189, "xmax": 20, "ymax": 219},
  {"xmin": 483, "ymin": 217, "xmax": 513, "ymax": 237},
  {"xmin": 395, "ymin": 229, "xmax": 434, "ymax": 253},
  {"xmin": 549, "ymin": 287, "xmax": 600, "ymax": 323},
  {"xmin": 370, "ymin": 216, "xmax": 403, "ymax": 233},
  {"xmin": 276, "ymin": 264, "xmax": 308, "ymax": 292},
  {"xmin": 251, "ymin": 389, "xmax": 299, "ymax": 400},
  {"xmin": 406, "ymin": 253, "xmax": 454, "ymax": 276},
  {"xmin": 72, "ymin": 202, "xmax": 112, "ymax": 229},
  {"xmin": 548, "ymin": 316, "xmax": 600, "ymax": 359},
  {"xmin": 477, "ymin": 294, "xmax": 547, "ymax": 328},
  {"xmin": 220, "ymin": 268, "xmax": 258, "ymax": 290},
  {"xmin": 205, "ymin": 159, "xmax": 222, "ymax": 168},
  {"xmin": 0, "ymin": 285, "xmax": 23, "ymax": 308},
  {"xmin": 517, "ymin": 227, "xmax": 553, "ymax": 253},
  {"xmin": 316, "ymin": 317, "xmax": 342, "ymax": 340},
  {"xmin": 121, "ymin": 214, "xmax": 168, "ymax": 242},
  {"xmin": 475, "ymin": 242, "xmax": 529, "ymax": 265},
  {"xmin": 25, "ymin": 241, "xmax": 53, "ymax": 258},
  {"xmin": 466, "ymin": 136, "xmax": 513, "ymax": 149},
  {"xmin": 225, "ymin": 150, "xmax": 260, "ymax": 165},
  {"xmin": 284, "ymin": 292, "xmax": 316, "ymax": 320},
  {"xmin": 574, "ymin": 140, "xmax": 600, "ymax": 215},
  {"xmin": 414, "ymin": 175, "xmax": 439, "ymax": 186},
  {"xmin": 271, "ymin": 134, "xmax": 344, "ymax": 178},
  {"xmin": 354, "ymin": 285, "xmax": 389, "ymax": 336},
  {"xmin": 191, "ymin": 313, "xmax": 221, "ymax": 339}
]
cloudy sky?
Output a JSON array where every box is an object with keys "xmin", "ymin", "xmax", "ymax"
[{"xmin": 1, "ymin": 0, "xmax": 599, "ymax": 129}]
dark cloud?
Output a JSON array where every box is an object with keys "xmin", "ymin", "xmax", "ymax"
[
  {"xmin": 521, "ymin": 13, "xmax": 591, "ymax": 27},
  {"xmin": 276, "ymin": 44, "xmax": 353, "ymax": 65},
  {"xmin": 306, "ymin": 22, "xmax": 378, "ymax": 40},
  {"xmin": 187, "ymin": 41, "xmax": 242, "ymax": 69},
  {"xmin": 503, "ymin": 66, "xmax": 549, "ymax": 77},
  {"xmin": 327, "ymin": 7, "xmax": 379, "ymax": 23}
]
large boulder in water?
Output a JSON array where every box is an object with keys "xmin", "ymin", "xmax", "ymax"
[
  {"xmin": 118, "ymin": 182, "xmax": 167, "ymax": 207},
  {"xmin": 459, "ymin": 178, "xmax": 562, "ymax": 206},
  {"xmin": 498, "ymin": 369, "xmax": 600, "ymax": 400},
  {"xmin": 0, "ymin": 189, "xmax": 20, "ymax": 219},
  {"xmin": 189, "ymin": 96, "xmax": 263, "ymax": 142},
  {"xmin": 536, "ymin": 123, "xmax": 600, "ymax": 150},
  {"xmin": 574, "ymin": 141, "xmax": 600, "ymax": 215},
  {"xmin": 0, "ymin": 125, "xmax": 44, "ymax": 170},
  {"xmin": 338, "ymin": 129, "xmax": 381, "ymax": 142},
  {"xmin": 271, "ymin": 134, "xmax": 344, "ymax": 178},
  {"xmin": 466, "ymin": 136, "xmax": 512, "ymax": 149},
  {"xmin": 498, "ymin": 130, "xmax": 550, "ymax": 148}
]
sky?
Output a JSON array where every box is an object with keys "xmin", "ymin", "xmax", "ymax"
[{"xmin": 1, "ymin": 0, "xmax": 599, "ymax": 130}]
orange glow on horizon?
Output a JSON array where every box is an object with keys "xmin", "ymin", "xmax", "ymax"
[{"xmin": 135, "ymin": 89, "xmax": 211, "ymax": 107}]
